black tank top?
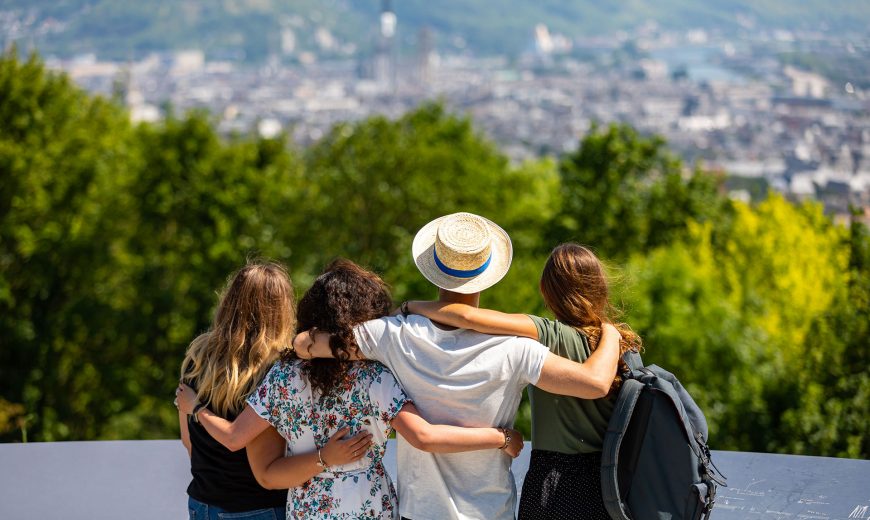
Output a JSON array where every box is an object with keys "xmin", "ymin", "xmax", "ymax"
[{"xmin": 185, "ymin": 381, "xmax": 287, "ymax": 512}]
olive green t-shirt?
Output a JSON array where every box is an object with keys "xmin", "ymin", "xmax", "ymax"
[{"xmin": 528, "ymin": 315, "xmax": 615, "ymax": 454}]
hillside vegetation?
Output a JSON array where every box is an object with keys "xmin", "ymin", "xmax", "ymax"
[{"xmin": 1, "ymin": 51, "xmax": 867, "ymax": 457}]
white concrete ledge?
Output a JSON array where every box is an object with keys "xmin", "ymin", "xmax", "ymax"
[{"xmin": 0, "ymin": 441, "xmax": 867, "ymax": 519}]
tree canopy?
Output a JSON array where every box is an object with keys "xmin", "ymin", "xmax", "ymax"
[{"xmin": 1, "ymin": 51, "xmax": 866, "ymax": 458}]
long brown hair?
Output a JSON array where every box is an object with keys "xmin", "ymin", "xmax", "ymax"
[
  {"xmin": 181, "ymin": 261, "xmax": 295, "ymax": 417},
  {"xmin": 288, "ymin": 259, "xmax": 392, "ymax": 397},
  {"xmin": 539, "ymin": 243, "xmax": 641, "ymax": 390}
]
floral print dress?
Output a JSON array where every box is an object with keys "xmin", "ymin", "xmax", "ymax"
[{"xmin": 247, "ymin": 359, "xmax": 410, "ymax": 520}]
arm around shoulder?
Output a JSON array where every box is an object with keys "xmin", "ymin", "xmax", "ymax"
[
  {"xmin": 293, "ymin": 327, "xmax": 369, "ymax": 361},
  {"xmin": 407, "ymin": 301, "xmax": 539, "ymax": 339},
  {"xmin": 195, "ymin": 404, "xmax": 271, "ymax": 452},
  {"xmin": 534, "ymin": 323, "xmax": 621, "ymax": 399}
]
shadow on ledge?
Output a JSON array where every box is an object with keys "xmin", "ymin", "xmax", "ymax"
[{"xmin": 0, "ymin": 441, "xmax": 867, "ymax": 519}]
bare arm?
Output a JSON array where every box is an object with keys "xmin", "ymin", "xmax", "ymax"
[
  {"xmin": 406, "ymin": 301, "xmax": 539, "ymax": 339},
  {"xmin": 534, "ymin": 323, "xmax": 621, "ymax": 399},
  {"xmin": 176, "ymin": 384, "xmax": 271, "ymax": 451},
  {"xmin": 247, "ymin": 427, "xmax": 374, "ymax": 489},
  {"xmin": 390, "ymin": 403, "xmax": 524, "ymax": 458},
  {"xmin": 292, "ymin": 329, "xmax": 367, "ymax": 360},
  {"xmin": 178, "ymin": 407, "xmax": 192, "ymax": 457}
]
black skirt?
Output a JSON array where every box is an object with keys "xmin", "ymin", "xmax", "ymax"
[{"xmin": 518, "ymin": 448, "xmax": 611, "ymax": 520}]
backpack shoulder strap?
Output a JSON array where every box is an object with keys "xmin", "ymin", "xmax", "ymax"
[
  {"xmin": 622, "ymin": 350, "xmax": 644, "ymax": 371},
  {"xmin": 601, "ymin": 378, "xmax": 644, "ymax": 520}
]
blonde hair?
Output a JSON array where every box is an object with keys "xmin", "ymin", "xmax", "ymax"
[
  {"xmin": 180, "ymin": 261, "xmax": 295, "ymax": 417},
  {"xmin": 540, "ymin": 243, "xmax": 642, "ymax": 391}
]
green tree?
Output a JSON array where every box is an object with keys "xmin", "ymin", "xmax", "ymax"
[
  {"xmin": 552, "ymin": 123, "xmax": 725, "ymax": 260},
  {"xmin": 0, "ymin": 50, "xmax": 138, "ymax": 440},
  {"xmin": 780, "ymin": 216, "xmax": 869, "ymax": 458},
  {"xmin": 99, "ymin": 113, "xmax": 304, "ymax": 439},
  {"xmin": 299, "ymin": 102, "xmax": 560, "ymax": 311},
  {"xmin": 617, "ymin": 223, "xmax": 764, "ymax": 451},
  {"xmin": 618, "ymin": 196, "xmax": 852, "ymax": 455},
  {"xmin": 2, "ymin": 50, "xmax": 866, "ymax": 458},
  {"xmin": 715, "ymin": 195, "xmax": 848, "ymax": 362},
  {"xmin": 0, "ymin": 51, "xmax": 305, "ymax": 440}
]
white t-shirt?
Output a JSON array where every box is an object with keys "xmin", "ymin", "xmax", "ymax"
[{"xmin": 353, "ymin": 314, "xmax": 550, "ymax": 520}]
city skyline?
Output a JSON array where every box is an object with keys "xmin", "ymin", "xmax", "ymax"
[{"xmin": 4, "ymin": 2, "xmax": 868, "ymax": 219}]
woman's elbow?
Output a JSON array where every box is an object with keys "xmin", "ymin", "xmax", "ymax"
[
  {"xmin": 222, "ymin": 432, "xmax": 248, "ymax": 452},
  {"xmin": 589, "ymin": 374, "xmax": 613, "ymax": 398},
  {"xmin": 452, "ymin": 307, "xmax": 476, "ymax": 330},
  {"xmin": 572, "ymin": 376, "xmax": 611, "ymax": 399},
  {"xmin": 226, "ymin": 440, "xmax": 246, "ymax": 452},
  {"xmin": 253, "ymin": 471, "xmax": 286, "ymax": 490},
  {"xmin": 591, "ymin": 383, "xmax": 610, "ymax": 399},
  {"xmin": 263, "ymin": 478, "xmax": 290, "ymax": 490},
  {"xmin": 400, "ymin": 430, "xmax": 433, "ymax": 452},
  {"xmin": 253, "ymin": 473, "xmax": 272, "ymax": 489}
]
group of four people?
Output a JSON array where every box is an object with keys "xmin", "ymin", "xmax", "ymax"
[{"xmin": 175, "ymin": 212, "xmax": 641, "ymax": 520}]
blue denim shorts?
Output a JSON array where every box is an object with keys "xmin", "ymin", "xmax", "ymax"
[{"xmin": 188, "ymin": 496, "xmax": 285, "ymax": 520}]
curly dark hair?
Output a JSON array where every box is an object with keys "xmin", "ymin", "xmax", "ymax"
[{"xmin": 285, "ymin": 258, "xmax": 392, "ymax": 397}]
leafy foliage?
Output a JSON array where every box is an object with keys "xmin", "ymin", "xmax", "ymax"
[
  {"xmin": 550, "ymin": 123, "xmax": 726, "ymax": 260},
  {"xmin": 0, "ymin": 52, "xmax": 139, "ymax": 440},
  {"xmin": 1, "ymin": 51, "xmax": 866, "ymax": 458},
  {"xmin": 616, "ymin": 199, "xmax": 856, "ymax": 454},
  {"xmin": 779, "ymin": 218, "xmax": 870, "ymax": 457}
]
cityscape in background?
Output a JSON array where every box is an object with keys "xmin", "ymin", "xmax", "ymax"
[{"xmin": 4, "ymin": 2, "xmax": 869, "ymax": 221}]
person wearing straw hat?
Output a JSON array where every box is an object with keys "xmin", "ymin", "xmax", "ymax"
[{"xmin": 294, "ymin": 212, "xmax": 621, "ymax": 520}]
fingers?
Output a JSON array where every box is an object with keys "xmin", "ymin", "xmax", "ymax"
[
  {"xmin": 175, "ymin": 385, "xmax": 199, "ymax": 414},
  {"xmin": 328, "ymin": 427, "xmax": 351, "ymax": 441},
  {"xmin": 348, "ymin": 448, "xmax": 367, "ymax": 461},
  {"xmin": 498, "ymin": 428, "xmax": 524, "ymax": 458},
  {"xmin": 602, "ymin": 322, "xmax": 622, "ymax": 339},
  {"xmin": 346, "ymin": 430, "xmax": 371, "ymax": 442},
  {"xmin": 321, "ymin": 429, "xmax": 373, "ymax": 466},
  {"xmin": 346, "ymin": 433, "xmax": 373, "ymax": 452},
  {"xmin": 505, "ymin": 443, "xmax": 522, "ymax": 458},
  {"xmin": 348, "ymin": 438, "xmax": 372, "ymax": 460}
]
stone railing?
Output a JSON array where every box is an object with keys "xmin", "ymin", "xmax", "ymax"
[{"xmin": 0, "ymin": 440, "xmax": 867, "ymax": 519}]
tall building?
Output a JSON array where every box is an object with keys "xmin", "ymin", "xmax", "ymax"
[
  {"xmin": 374, "ymin": 0, "xmax": 397, "ymax": 93},
  {"xmin": 416, "ymin": 26, "xmax": 434, "ymax": 87}
]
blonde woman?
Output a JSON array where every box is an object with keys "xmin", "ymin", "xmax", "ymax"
[
  {"xmin": 407, "ymin": 243, "xmax": 641, "ymax": 519},
  {"xmin": 177, "ymin": 261, "xmax": 370, "ymax": 520}
]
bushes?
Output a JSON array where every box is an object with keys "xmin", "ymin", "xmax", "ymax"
[{"xmin": 1, "ymin": 51, "xmax": 866, "ymax": 457}]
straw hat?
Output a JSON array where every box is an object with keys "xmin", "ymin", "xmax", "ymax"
[{"xmin": 412, "ymin": 212, "xmax": 513, "ymax": 294}]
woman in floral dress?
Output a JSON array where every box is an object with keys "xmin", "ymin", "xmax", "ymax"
[
  {"xmin": 177, "ymin": 259, "xmax": 523, "ymax": 520},
  {"xmin": 246, "ymin": 354, "xmax": 416, "ymax": 519}
]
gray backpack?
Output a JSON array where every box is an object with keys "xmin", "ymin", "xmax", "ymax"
[{"xmin": 601, "ymin": 352, "xmax": 727, "ymax": 520}]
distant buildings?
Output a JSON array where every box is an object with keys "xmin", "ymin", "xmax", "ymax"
[{"xmin": 39, "ymin": 25, "xmax": 870, "ymax": 221}]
